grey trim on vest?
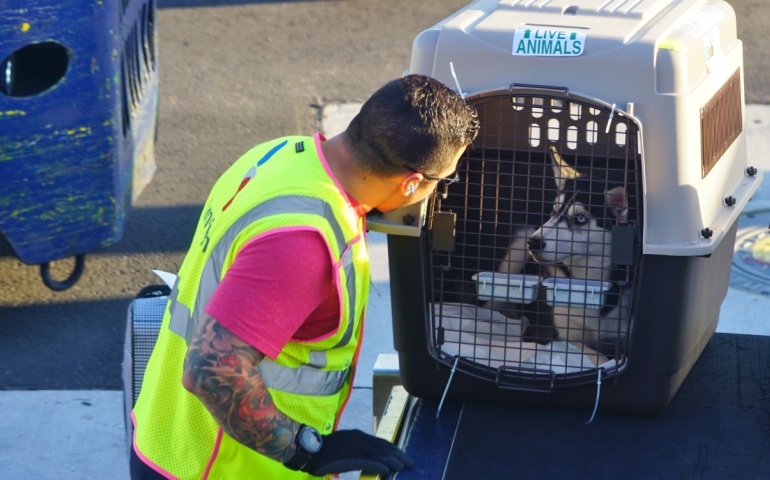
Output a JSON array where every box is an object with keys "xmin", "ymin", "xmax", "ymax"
[
  {"xmin": 333, "ymin": 248, "xmax": 357, "ymax": 348},
  {"xmin": 167, "ymin": 276, "xmax": 192, "ymax": 341},
  {"xmin": 256, "ymin": 360, "xmax": 349, "ymax": 397},
  {"xmin": 167, "ymin": 194, "xmax": 361, "ymax": 396},
  {"xmin": 309, "ymin": 350, "xmax": 328, "ymax": 368}
]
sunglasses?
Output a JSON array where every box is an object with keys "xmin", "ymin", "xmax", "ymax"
[{"xmin": 402, "ymin": 164, "xmax": 461, "ymax": 186}]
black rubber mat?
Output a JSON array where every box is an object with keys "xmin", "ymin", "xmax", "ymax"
[{"xmin": 398, "ymin": 333, "xmax": 770, "ymax": 480}]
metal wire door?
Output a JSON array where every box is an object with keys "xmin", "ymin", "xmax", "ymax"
[{"xmin": 426, "ymin": 85, "xmax": 643, "ymax": 391}]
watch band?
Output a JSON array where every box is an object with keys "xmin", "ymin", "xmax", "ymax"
[
  {"xmin": 284, "ymin": 445, "xmax": 313, "ymax": 471},
  {"xmin": 284, "ymin": 425, "xmax": 321, "ymax": 471}
]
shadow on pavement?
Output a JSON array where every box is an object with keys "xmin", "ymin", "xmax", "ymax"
[
  {"xmin": 0, "ymin": 204, "xmax": 201, "ymax": 259},
  {"xmin": 158, "ymin": 0, "xmax": 335, "ymax": 8},
  {"xmin": 102, "ymin": 204, "xmax": 202, "ymax": 255},
  {"xmin": 0, "ymin": 298, "xmax": 134, "ymax": 390}
]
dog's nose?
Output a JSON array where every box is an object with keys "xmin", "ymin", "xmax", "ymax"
[{"xmin": 528, "ymin": 237, "xmax": 544, "ymax": 252}]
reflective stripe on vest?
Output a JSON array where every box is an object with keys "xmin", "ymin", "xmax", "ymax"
[{"xmin": 167, "ymin": 194, "xmax": 358, "ymax": 397}]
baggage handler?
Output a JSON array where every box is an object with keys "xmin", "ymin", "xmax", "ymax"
[{"xmin": 130, "ymin": 74, "xmax": 479, "ymax": 479}]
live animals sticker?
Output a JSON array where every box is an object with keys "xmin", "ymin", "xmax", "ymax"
[{"xmin": 513, "ymin": 26, "xmax": 586, "ymax": 56}]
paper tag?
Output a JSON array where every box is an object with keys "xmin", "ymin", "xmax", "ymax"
[
  {"xmin": 704, "ymin": 28, "xmax": 726, "ymax": 75},
  {"xmin": 673, "ymin": 4, "xmax": 725, "ymax": 38},
  {"xmin": 152, "ymin": 269, "xmax": 178, "ymax": 288}
]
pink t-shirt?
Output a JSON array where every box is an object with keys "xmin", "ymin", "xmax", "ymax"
[
  {"xmin": 205, "ymin": 132, "xmax": 367, "ymax": 360},
  {"xmin": 205, "ymin": 229, "xmax": 340, "ymax": 360}
]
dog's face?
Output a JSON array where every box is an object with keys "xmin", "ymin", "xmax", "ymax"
[{"xmin": 528, "ymin": 146, "xmax": 627, "ymax": 266}]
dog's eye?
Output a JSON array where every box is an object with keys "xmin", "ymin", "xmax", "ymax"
[{"xmin": 574, "ymin": 214, "xmax": 588, "ymax": 225}]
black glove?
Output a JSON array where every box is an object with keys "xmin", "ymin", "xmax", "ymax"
[{"xmin": 301, "ymin": 429, "xmax": 413, "ymax": 476}]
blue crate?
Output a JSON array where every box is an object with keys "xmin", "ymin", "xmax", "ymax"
[{"xmin": 0, "ymin": 0, "xmax": 159, "ymax": 283}]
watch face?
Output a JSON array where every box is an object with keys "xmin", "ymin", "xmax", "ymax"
[{"xmin": 299, "ymin": 426, "xmax": 323, "ymax": 453}]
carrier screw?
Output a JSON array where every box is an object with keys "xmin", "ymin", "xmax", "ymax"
[
  {"xmin": 402, "ymin": 214, "xmax": 415, "ymax": 225},
  {"xmin": 701, "ymin": 228, "xmax": 713, "ymax": 239},
  {"xmin": 724, "ymin": 196, "xmax": 736, "ymax": 207},
  {"xmin": 746, "ymin": 166, "xmax": 758, "ymax": 176}
]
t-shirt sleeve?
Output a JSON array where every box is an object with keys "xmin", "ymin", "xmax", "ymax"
[{"xmin": 205, "ymin": 229, "xmax": 335, "ymax": 360}]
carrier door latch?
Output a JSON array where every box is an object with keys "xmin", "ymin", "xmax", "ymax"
[
  {"xmin": 611, "ymin": 225, "xmax": 635, "ymax": 266},
  {"xmin": 431, "ymin": 211, "xmax": 456, "ymax": 252}
]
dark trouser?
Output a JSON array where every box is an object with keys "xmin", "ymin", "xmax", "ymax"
[{"xmin": 130, "ymin": 445, "xmax": 168, "ymax": 480}]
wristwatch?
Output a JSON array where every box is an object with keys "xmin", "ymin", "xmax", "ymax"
[{"xmin": 284, "ymin": 424, "xmax": 323, "ymax": 471}]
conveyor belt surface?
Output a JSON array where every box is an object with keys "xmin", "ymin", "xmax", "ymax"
[{"xmin": 395, "ymin": 333, "xmax": 770, "ymax": 480}]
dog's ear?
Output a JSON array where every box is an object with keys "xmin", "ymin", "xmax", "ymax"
[
  {"xmin": 605, "ymin": 185, "xmax": 628, "ymax": 222},
  {"xmin": 549, "ymin": 145, "xmax": 580, "ymax": 191}
]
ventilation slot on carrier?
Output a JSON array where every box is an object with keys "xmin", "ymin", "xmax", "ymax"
[
  {"xmin": 121, "ymin": 0, "xmax": 157, "ymax": 137},
  {"xmin": 700, "ymin": 68, "xmax": 742, "ymax": 178}
]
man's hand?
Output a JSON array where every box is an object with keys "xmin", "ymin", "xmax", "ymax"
[{"xmin": 297, "ymin": 429, "xmax": 412, "ymax": 476}]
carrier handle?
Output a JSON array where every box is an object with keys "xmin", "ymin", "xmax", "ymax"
[
  {"xmin": 509, "ymin": 83, "xmax": 570, "ymax": 108},
  {"xmin": 40, "ymin": 254, "xmax": 86, "ymax": 291},
  {"xmin": 495, "ymin": 365, "xmax": 557, "ymax": 393}
]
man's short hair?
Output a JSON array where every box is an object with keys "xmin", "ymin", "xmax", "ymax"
[{"xmin": 346, "ymin": 74, "xmax": 479, "ymax": 178}]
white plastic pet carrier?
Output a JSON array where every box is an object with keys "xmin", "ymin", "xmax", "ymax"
[{"xmin": 369, "ymin": 0, "xmax": 763, "ymax": 414}]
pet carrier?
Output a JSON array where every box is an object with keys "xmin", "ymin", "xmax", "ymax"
[
  {"xmin": 368, "ymin": 0, "xmax": 763, "ymax": 415},
  {"xmin": 0, "ymin": 0, "xmax": 159, "ymax": 290},
  {"xmin": 122, "ymin": 283, "xmax": 170, "ymax": 450}
]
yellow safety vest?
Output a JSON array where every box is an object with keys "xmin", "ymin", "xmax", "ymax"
[{"xmin": 132, "ymin": 135, "xmax": 370, "ymax": 479}]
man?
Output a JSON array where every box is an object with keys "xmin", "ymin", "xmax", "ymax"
[{"xmin": 130, "ymin": 74, "xmax": 479, "ymax": 479}]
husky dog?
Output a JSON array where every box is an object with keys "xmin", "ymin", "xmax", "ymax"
[
  {"xmin": 489, "ymin": 227, "xmax": 559, "ymax": 344},
  {"xmin": 526, "ymin": 146, "xmax": 633, "ymax": 366}
]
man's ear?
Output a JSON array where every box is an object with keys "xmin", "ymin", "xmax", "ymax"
[{"xmin": 401, "ymin": 172, "xmax": 424, "ymax": 196}]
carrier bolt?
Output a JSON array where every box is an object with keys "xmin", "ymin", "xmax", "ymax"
[
  {"xmin": 701, "ymin": 228, "xmax": 713, "ymax": 239},
  {"xmin": 724, "ymin": 196, "xmax": 736, "ymax": 207},
  {"xmin": 746, "ymin": 166, "xmax": 758, "ymax": 176},
  {"xmin": 402, "ymin": 214, "xmax": 415, "ymax": 225}
]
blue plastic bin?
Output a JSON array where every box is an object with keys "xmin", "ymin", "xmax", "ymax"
[{"xmin": 0, "ymin": 0, "xmax": 158, "ymax": 289}]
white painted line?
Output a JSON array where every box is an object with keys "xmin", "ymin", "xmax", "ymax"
[{"xmin": 321, "ymin": 103, "xmax": 362, "ymax": 138}]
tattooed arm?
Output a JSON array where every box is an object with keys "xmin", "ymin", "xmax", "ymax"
[{"xmin": 182, "ymin": 312, "xmax": 300, "ymax": 463}]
